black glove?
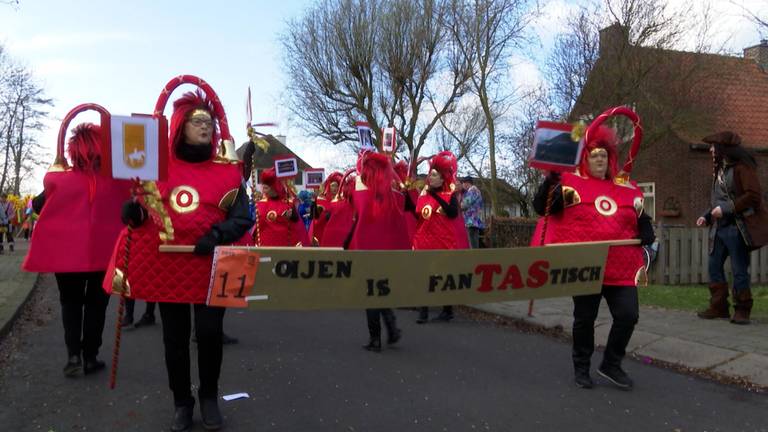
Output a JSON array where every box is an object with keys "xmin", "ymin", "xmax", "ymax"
[
  {"xmin": 121, "ymin": 201, "xmax": 147, "ymax": 227},
  {"xmin": 194, "ymin": 230, "xmax": 221, "ymax": 255},
  {"xmin": 546, "ymin": 170, "xmax": 562, "ymax": 184},
  {"xmin": 637, "ymin": 214, "xmax": 655, "ymax": 246}
]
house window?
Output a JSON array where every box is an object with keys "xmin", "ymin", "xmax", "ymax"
[{"xmin": 638, "ymin": 182, "xmax": 655, "ymax": 220}]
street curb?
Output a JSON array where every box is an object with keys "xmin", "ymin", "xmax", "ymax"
[
  {"xmin": 0, "ymin": 272, "xmax": 41, "ymax": 343},
  {"xmin": 470, "ymin": 303, "xmax": 768, "ymax": 392}
]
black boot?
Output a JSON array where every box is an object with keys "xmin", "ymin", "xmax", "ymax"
[
  {"xmin": 222, "ymin": 332, "xmax": 239, "ymax": 345},
  {"xmin": 63, "ymin": 355, "xmax": 82, "ymax": 377},
  {"xmin": 83, "ymin": 356, "xmax": 106, "ymax": 375},
  {"xmin": 363, "ymin": 337, "xmax": 382, "ymax": 352},
  {"xmin": 574, "ymin": 368, "xmax": 593, "ymax": 389},
  {"xmin": 431, "ymin": 306, "xmax": 454, "ymax": 322},
  {"xmin": 170, "ymin": 403, "xmax": 194, "ymax": 432},
  {"xmin": 199, "ymin": 396, "xmax": 223, "ymax": 430},
  {"xmin": 134, "ymin": 312, "xmax": 156, "ymax": 328},
  {"xmin": 416, "ymin": 307, "xmax": 428, "ymax": 324},
  {"xmin": 382, "ymin": 309, "xmax": 401, "ymax": 345}
]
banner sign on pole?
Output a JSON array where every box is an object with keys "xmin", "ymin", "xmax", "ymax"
[{"xmin": 206, "ymin": 242, "xmax": 613, "ymax": 310}]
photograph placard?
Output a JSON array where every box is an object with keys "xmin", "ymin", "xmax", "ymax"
[
  {"xmin": 304, "ymin": 168, "xmax": 325, "ymax": 188},
  {"xmin": 274, "ymin": 155, "xmax": 299, "ymax": 178},
  {"xmin": 356, "ymin": 121, "xmax": 376, "ymax": 151},
  {"xmin": 529, "ymin": 121, "xmax": 583, "ymax": 172},
  {"xmin": 381, "ymin": 127, "xmax": 397, "ymax": 153}
]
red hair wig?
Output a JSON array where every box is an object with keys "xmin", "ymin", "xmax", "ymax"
[
  {"xmin": 322, "ymin": 171, "xmax": 344, "ymax": 199},
  {"xmin": 260, "ymin": 167, "xmax": 286, "ymax": 199},
  {"xmin": 578, "ymin": 125, "xmax": 618, "ymax": 179},
  {"xmin": 67, "ymin": 123, "xmax": 102, "ymax": 172},
  {"xmin": 169, "ymin": 90, "xmax": 219, "ymax": 158},
  {"xmin": 358, "ymin": 151, "xmax": 395, "ymax": 217},
  {"xmin": 428, "ymin": 151, "xmax": 457, "ymax": 192},
  {"xmin": 393, "ymin": 160, "xmax": 410, "ymax": 184}
]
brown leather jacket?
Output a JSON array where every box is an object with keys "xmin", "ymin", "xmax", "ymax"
[{"xmin": 731, "ymin": 163, "xmax": 768, "ymax": 250}]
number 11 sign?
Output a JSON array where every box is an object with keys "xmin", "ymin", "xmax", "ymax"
[{"xmin": 206, "ymin": 248, "xmax": 261, "ymax": 308}]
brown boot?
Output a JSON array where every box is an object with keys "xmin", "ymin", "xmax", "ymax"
[
  {"xmin": 730, "ymin": 289, "xmax": 753, "ymax": 325},
  {"xmin": 697, "ymin": 283, "xmax": 730, "ymax": 319}
]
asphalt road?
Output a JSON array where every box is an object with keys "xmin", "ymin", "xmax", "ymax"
[{"xmin": 0, "ymin": 274, "xmax": 766, "ymax": 432}]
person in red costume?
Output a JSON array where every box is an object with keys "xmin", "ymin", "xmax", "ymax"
[
  {"xmin": 533, "ymin": 125, "xmax": 654, "ymax": 391},
  {"xmin": 347, "ymin": 151, "xmax": 408, "ymax": 352},
  {"xmin": 394, "ymin": 160, "xmax": 419, "ymax": 242},
  {"xmin": 107, "ymin": 90, "xmax": 252, "ymax": 431},
  {"xmin": 309, "ymin": 171, "xmax": 343, "ymax": 245},
  {"xmin": 412, "ymin": 151, "xmax": 468, "ymax": 323},
  {"xmin": 254, "ymin": 167, "xmax": 309, "ymax": 247},
  {"xmin": 320, "ymin": 169, "xmax": 357, "ymax": 248},
  {"xmin": 24, "ymin": 123, "xmax": 131, "ymax": 377}
]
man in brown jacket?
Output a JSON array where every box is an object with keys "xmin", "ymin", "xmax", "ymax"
[{"xmin": 696, "ymin": 131, "xmax": 768, "ymax": 324}]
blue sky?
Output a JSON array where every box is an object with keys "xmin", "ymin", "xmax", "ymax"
[{"xmin": 1, "ymin": 0, "xmax": 767, "ymax": 193}]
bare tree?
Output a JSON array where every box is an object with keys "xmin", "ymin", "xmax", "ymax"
[
  {"xmin": 443, "ymin": 0, "xmax": 536, "ymax": 215},
  {"xmin": 545, "ymin": 0, "xmax": 722, "ymax": 150},
  {"xmin": 282, "ymin": 0, "xmax": 473, "ymax": 164},
  {"xmin": 498, "ymin": 86, "xmax": 555, "ymax": 217},
  {"xmin": 0, "ymin": 50, "xmax": 51, "ymax": 194}
]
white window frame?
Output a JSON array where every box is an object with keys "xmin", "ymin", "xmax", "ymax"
[{"xmin": 637, "ymin": 182, "xmax": 656, "ymax": 220}]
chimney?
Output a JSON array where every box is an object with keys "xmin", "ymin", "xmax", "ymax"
[
  {"xmin": 599, "ymin": 23, "xmax": 629, "ymax": 58},
  {"xmin": 744, "ymin": 39, "xmax": 768, "ymax": 71},
  {"xmin": 275, "ymin": 135, "xmax": 287, "ymax": 145}
]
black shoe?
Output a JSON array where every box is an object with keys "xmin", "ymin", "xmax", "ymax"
[
  {"xmin": 170, "ymin": 404, "xmax": 194, "ymax": 432},
  {"xmin": 120, "ymin": 315, "xmax": 134, "ymax": 328},
  {"xmin": 598, "ymin": 365, "xmax": 633, "ymax": 390},
  {"xmin": 574, "ymin": 369, "xmax": 593, "ymax": 389},
  {"xmin": 387, "ymin": 329, "xmax": 402, "ymax": 345},
  {"xmin": 63, "ymin": 355, "xmax": 82, "ymax": 377},
  {"xmin": 363, "ymin": 338, "xmax": 382, "ymax": 352},
  {"xmin": 9, "ymin": 244, "xmax": 13, "ymax": 253},
  {"xmin": 134, "ymin": 313, "xmax": 156, "ymax": 328},
  {"xmin": 431, "ymin": 312, "xmax": 454, "ymax": 322},
  {"xmin": 83, "ymin": 357, "xmax": 106, "ymax": 375},
  {"xmin": 222, "ymin": 332, "xmax": 239, "ymax": 345},
  {"xmin": 200, "ymin": 397, "xmax": 223, "ymax": 430}
]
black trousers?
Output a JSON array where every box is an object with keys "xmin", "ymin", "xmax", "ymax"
[
  {"xmin": 572, "ymin": 285, "xmax": 638, "ymax": 372},
  {"xmin": 125, "ymin": 299, "xmax": 156, "ymax": 320},
  {"xmin": 55, "ymin": 272, "xmax": 110, "ymax": 359},
  {"xmin": 365, "ymin": 308, "xmax": 398, "ymax": 339},
  {"xmin": 159, "ymin": 302, "xmax": 225, "ymax": 407},
  {"xmin": 0, "ymin": 225, "xmax": 14, "ymax": 251}
]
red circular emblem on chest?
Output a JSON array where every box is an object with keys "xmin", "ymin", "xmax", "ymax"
[{"xmin": 169, "ymin": 186, "xmax": 200, "ymax": 214}]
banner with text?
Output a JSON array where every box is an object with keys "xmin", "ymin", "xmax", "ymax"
[{"xmin": 206, "ymin": 243, "xmax": 612, "ymax": 310}]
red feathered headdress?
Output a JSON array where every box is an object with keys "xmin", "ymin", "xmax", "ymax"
[
  {"xmin": 358, "ymin": 151, "xmax": 395, "ymax": 217},
  {"xmin": 429, "ymin": 151, "xmax": 458, "ymax": 192},
  {"xmin": 169, "ymin": 90, "xmax": 219, "ymax": 158},
  {"xmin": 67, "ymin": 123, "xmax": 102, "ymax": 172},
  {"xmin": 578, "ymin": 125, "xmax": 618, "ymax": 179},
  {"xmin": 322, "ymin": 171, "xmax": 344, "ymax": 199},
  {"xmin": 260, "ymin": 167, "xmax": 286, "ymax": 199}
]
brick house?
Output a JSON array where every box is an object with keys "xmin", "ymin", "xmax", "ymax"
[{"xmin": 572, "ymin": 25, "xmax": 768, "ymax": 227}]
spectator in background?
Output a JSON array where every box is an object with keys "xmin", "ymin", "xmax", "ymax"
[
  {"xmin": 696, "ymin": 131, "xmax": 768, "ymax": 325},
  {"xmin": 0, "ymin": 193, "xmax": 15, "ymax": 253},
  {"xmin": 297, "ymin": 189, "xmax": 314, "ymax": 231},
  {"xmin": 460, "ymin": 177, "xmax": 484, "ymax": 248}
]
